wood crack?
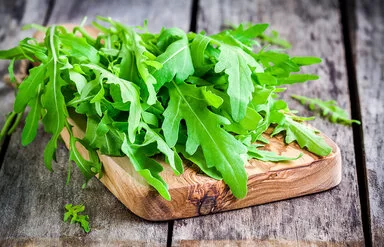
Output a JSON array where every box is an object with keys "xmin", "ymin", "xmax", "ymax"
[{"xmin": 339, "ymin": 0, "xmax": 372, "ymax": 246}]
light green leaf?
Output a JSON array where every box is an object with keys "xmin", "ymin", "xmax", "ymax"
[
  {"xmin": 291, "ymin": 56, "xmax": 322, "ymax": 66},
  {"xmin": 215, "ymin": 45, "xmax": 260, "ymax": 122},
  {"xmin": 22, "ymin": 85, "xmax": 42, "ymax": 146},
  {"xmin": 152, "ymin": 28, "xmax": 194, "ymax": 89},
  {"xmin": 41, "ymin": 26, "xmax": 68, "ymax": 170},
  {"xmin": 82, "ymin": 64, "xmax": 142, "ymax": 143},
  {"xmin": 141, "ymin": 122, "xmax": 183, "ymax": 175},
  {"xmin": 121, "ymin": 134, "xmax": 171, "ymax": 200},
  {"xmin": 291, "ymin": 94, "xmax": 360, "ymax": 125},
  {"xmin": 162, "ymin": 82, "xmax": 248, "ymax": 198},
  {"xmin": 14, "ymin": 64, "xmax": 46, "ymax": 113}
]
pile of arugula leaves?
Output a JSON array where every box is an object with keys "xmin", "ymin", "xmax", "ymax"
[{"xmin": 0, "ymin": 17, "xmax": 337, "ymax": 200}]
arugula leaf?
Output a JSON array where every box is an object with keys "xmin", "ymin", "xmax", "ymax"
[
  {"xmin": 106, "ymin": 20, "xmax": 160, "ymax": 105},
  {"xmin": 21, "ymin": 84, "xmax": 42, "ymax": 146},
  {"xmin": 82, "ymin": 64, "xmax": 142, "ymax": 143},
  {"xmin": 14, "ymin": 64, "xmax": 46, "ymax": 113},
  {"xmin": 177, "ymin": 144, "xmax": 222, "ymax": 180},
  {"xmin": 140, "ymin": 122, "xmax": 183, "ymax": 175},
  {"xmin": 230, "ymin": 23, "xmax": 269, "ymax": 47},
  {"xmin": 291, "ymin": 56, "xmax": 322, "ymax": 66},
  {"xmin": 8, "ymin": 58, "xmax": 16, "ymax": 83},
  {"xmin": 271, "ymin": 113, "xmax": 332, "ymax": 157},
  {"xmin": 41, "ymin": 26, "xmax": 68, "ymax": 170},
  {"xmin": 64, "ymin": 204, "xmax": 91, "ymax": 233},
  {"xmin": 121, "ymin": 134, "xmax": 171, "ymax": 200},
  {"xmin": 215, "ymin": 45, "xmax": 261, "ymax": 122},
  {"xmin": 59, "ymin": 31, "xmax": 100, "ymax": 63},
  {"xmin": 162, "ymin": 82, "xmax": 248, "ymax": 198},
  {"xmin": 190, "ymin": 34, "xmax": 215, "ymax": 76},
  {"xmin": 259, "ymin": 30, "xmax": 291, "ymax": 48},
  {"xmin": 247, "ymin": 144, "xmax": 303, "ymax": 162},
  {"xmin": 69, "ymin": 133, "xmax": 101, "ymax": 182},
  {"xmin": 292, "ymin": 95, "xmax": 361, "ymax": 125},
  {"xmin": 152, "ymin": 28, "xmax": 194, "ymax": 89}
]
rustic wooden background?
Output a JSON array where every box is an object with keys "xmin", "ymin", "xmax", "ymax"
[{"xmin": 0, "ymin": 0, "xmax": 382, "ymax": 246}]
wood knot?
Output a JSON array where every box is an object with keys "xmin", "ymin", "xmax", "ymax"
[
  {"xmin": 268, "ymin": 172, "xmax": 278, "ymax": 179},
  {"xmin": 198, "ymin": 195, "xmax": 217, "ymax": 215},
  {"xmin": 187, "ymin": 183, "xmax": 234, "ymax": 215}
]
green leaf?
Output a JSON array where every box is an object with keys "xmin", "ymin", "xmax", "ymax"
[
  {"xmin": 69, "ymin": 135, "xmax": 101, "ymax": 181},
  {"xmin": 152, "ymin": 28, "xmax": 194, "ymax": 89},
  {"xmin": 215, "ymin": 45, "xmax": 261, "ymax": 122},
  {"xmin": 83, "ymin": 115, "xmax": 123, "ymax": 156},
  {"xmin": 247, "ymin": 144, "xmax": 302, "ymax": 162},
  {"xmin": 259, "ymin": 30, "xmax": 291, "ymax": 48},
  {"xmin": 271, "ymin": 114, "xmax": 332, "ymax": 157},
  {"xmin": 69, "ymin": 70, "xmax": 87, "ymax": 94},
  {"xmin": 8, "ymin": 58, "xmax": 16, "ymax": 83},
  {"xmin": 140, "ymin": 122, "xmax": 183, "ymax": 175},
  {"xmin": 14, "ymin": 64, "xmax": 46, "ymax": 113},
  {"xmin": 277, "ymin": 74, "xmax": 319, "ymax": 84},
  {"xmin": 121, "ymin": 134, "xmax": 171, "ymax": 200},
  {"xmin": 59, "ymin": 31, "xmax": 100, "ymax": 64},
  {"xmin": 41, "ymin": 26, "xmax": 68, "ymax": 170},
  {"xmin": 82, "ymin": 64, "xmax": 142, "ymax": 143},
  {"xmin": 230, "ymin": 23, "xmax": 269, "ymax": 47},
  {"xmin": 190, "ymin": 34, "xmax": 214, "ymax": 76},
  {"xmin": 21, "ymin": 85, "xmax": 42, "ymax": 146},
  {"xmin": 291, "ymin": 94, "xmax": 361, "ymax": 125},
  {"xmin": 162, "ymin": 82, "xmax": 248, "ymax": 198},
  {"xmin": 291, "ymin": 56, "xmax": 322, "ymax": 66},
  {"xmin": 177, "ymin": 144, "xmax": 222, "ymax": 180},
  {"xmin": 64, "ymin": 203, "xmax": 91, "ymax": 233},
  {"xmin": 124, "ymin": 27, "xmax": 159, "ymax": 105}
]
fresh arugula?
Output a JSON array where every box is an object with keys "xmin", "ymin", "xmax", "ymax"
[
  {"xmin": 0, "ymin": 17, "xmax": 335, "ymax": 200},
  {"xmin": 292, "ymin": 95, "xmax": 361, "ymax": 125},
  {"xmin": 64, "ymin": 203, "xmax": 90, "ymax": 233}
]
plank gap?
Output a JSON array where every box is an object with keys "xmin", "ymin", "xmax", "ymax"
[
  {"xmin": 189, "ymin": 0, "xmax": 199, "ymax": 32},
  {"xmin": 0, "ymin": 134, "xmax": 12, "ymax": 170},
  {"xmin": 165, "ymin": 1, "xmax": 200, "ymax": 243},
  {"xmin": 43, "ymin": 0, "xmax": 56, "ymax": 26},
  {"xmin": 339, "ymin": 0, "xmax": 372, "ymax": 246},
  {"xmin": 166, "ymin": 220, "xmax": 174, "ymax": 247}
]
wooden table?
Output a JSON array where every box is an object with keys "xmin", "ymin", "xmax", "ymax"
[{"xmin": 0, "ymin": 0, "xmax": 382, "ymax": 246}]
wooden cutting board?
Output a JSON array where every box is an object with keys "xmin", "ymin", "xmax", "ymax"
[{"xmin": 60, "ymin": 113, "xmax": 341, "ymax": 221}]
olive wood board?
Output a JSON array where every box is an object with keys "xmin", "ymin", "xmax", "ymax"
[{"xmin": 60, "ymin": 114, "xmax": 342, "ymax": 221}]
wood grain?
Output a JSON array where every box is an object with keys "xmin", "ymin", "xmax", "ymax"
[
  {"xmin": 48, "ymin": 0, "xmax": 192, "ymax": 32},
  {"xmin": 0, "ymin": 126, "xmax": 168, "ymax": 246},
  {"xmin": 355, "ymin": 0, "xmax": 384, "ymax": 244},
  {"xmin": 60, "ymin": 112, "xmax": 341, "ymax": 221},
  {"xmin": 0, "ymin": 0, "xmax": 192, "ymax": 245},
  {"xmin": 172, "ymin": 0, "xmax": 365, "ymax": 245},
  {"xmin": 0, "ymin": 0, "xmax": 49, "ymax": 129}
]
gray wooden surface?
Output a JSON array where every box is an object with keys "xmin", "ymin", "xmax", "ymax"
[
  {"xmin": 0, "ymin": 0, "xmax": 382, "ymax": 246},
  {"xmin": 355, "ymin": 0, "xmax": 384, "ymax": 245},
  {"xmin": 0, "ymin": 0, "xmax": 50, "ymax": 126},
  {"xmin": 172, "ymin": 0, "xmax": 364, "ymax": 246},
  {"xmin": 0, "ymin": 0, "xmax": 191, "ymax": 246}
]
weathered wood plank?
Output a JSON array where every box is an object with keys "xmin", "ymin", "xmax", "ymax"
[
  {"xmin": 48, "ymin": 0, "xmax": 192, "ymax": 31},
  {"xmin": 172, "ymin": 0, "xmax": 364, "ymax": 245},
  {"xmin": 0, "ymin": 0, "xmax": 49, "ymax": 125},
  {"xmin": 0, "ymin": 126, "xmax": 168, "ymax": 246},
  {"xmin": 0, "ymin": 0, "xmax": 192, "ymax": 245},
  {"xmin": 355, "ymin": 0, "xmax": 384, "ymax": 244}
]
